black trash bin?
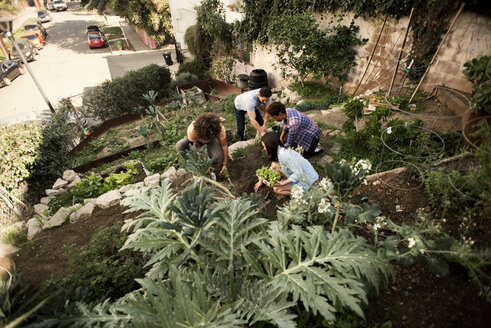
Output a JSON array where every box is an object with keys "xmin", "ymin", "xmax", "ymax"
[{"xmin": 163, "ymin": 51, "xmax": 173, "ymax": 66}]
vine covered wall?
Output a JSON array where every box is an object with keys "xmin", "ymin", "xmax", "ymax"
[{"xmin": 234, "ymin": 0, "xmax": 490, "ymax": 95}]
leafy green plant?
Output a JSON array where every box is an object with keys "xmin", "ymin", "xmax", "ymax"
[
  {"xmin": 36, "ymin": 221, "xmax": 148, "ymax": 320},
  {"xmin": 177, "ymin": 57, "xmax": 210, "ymax": 79},
  {"xmin": 82, "ymin": 65, "xmax": 172, "ymax": 121},
  {"xmin": 342, "ymin": 98, "xmax": 365, "ymax": 131},
  {"xmin": 267, "ymin": 14, "xmax": 364, "ymax": 85},
  {"xmin": 134, "ymin": 90, "xmax": 167, "ymax": 147},
  {"xmin": 463, "ymin": 55, "xmax": 491, "ymax": 84},
  {"xmin": 295, "ymin": 100, "xmax": 333, "ymax": 112},
  {"xmin": 424, "ymin": 168, "xmax": 481, "ymax": 218},
  {"xmin": 231, "ymin": 147, "xmax": 245, "ymax": 160},
  {"xmin": 463, "ymin": 55, "xmax": 491, "ymax": 113},
  {"xmin": 209, "ymin": 57, "xmax": 235, "ymax": 84},
  {"xmin": 70, "ymin": 173, "xmax": 104, "ymax": 202},
  {"xmin": 221, "ymin": 93, "xmax": 237, "ymax": 114},
  {"xmin": 0, "ymin": 268, "xmax": 48, "ymax": 327},
  {"xmin": 180, "ymin": 144, "xmax": 215, "ymax": 177},
  {"xmin": 324, "ymin": 159, "xmax": 372, "ymax": 201},
  {"xmin": 45, "ymin": 180, "xmax": 392, "ymax": 326},
  {"xmin": 256, "ymin": 166, "xmax": 281, "ymax": 186}
]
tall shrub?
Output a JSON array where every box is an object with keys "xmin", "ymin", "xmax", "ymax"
[
  {"xmin": 81, "ymin": 64, "xmax": 172, "ymax": 121},
  {"xmin": 0, "ymin": 105, "xmax": 73, "ymax": 204}
]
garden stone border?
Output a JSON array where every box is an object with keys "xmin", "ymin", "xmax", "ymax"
[{"xmin": 25, "ymin": 166, "xmax": 185, "ymax": 240}]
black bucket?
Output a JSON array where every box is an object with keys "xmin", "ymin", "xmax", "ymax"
[
  {"xmin": 237, "ymin": 74, "xmax": 249, "ymax": 89},
  {"xmin": 162, "ymin": 52, "xmax": 173, "ymax": 66},
  {"xmin": 248, "ymin": 69, "xmax": 268, "ymax": 89}
]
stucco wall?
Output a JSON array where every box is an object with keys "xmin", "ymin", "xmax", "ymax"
[{"xmin": 168, "ymin": 0, "xmax": 199, "ymax": 49}]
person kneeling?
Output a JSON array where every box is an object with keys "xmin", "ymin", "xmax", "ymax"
[
  {"xmin": 176, "ymin": 113, "xmax": 228, "ymax": 174},
  {"xmin": 254, "ymin": 132, "xmax": 318, "ymax": 195}
]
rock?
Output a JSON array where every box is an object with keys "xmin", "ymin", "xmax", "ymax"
[
  {"xmin": 40, "ymin": 197, "xmax": 51, "ymax": 205},
  {"xmin": 289, "ymin": 91, "xmax": 302, "ymax": 103},
  {"xmin": 144, "ymin": 173, "xmax": 161, "ymax": 187},
  {"xmin": 12, "ymin": 221, "xmax": 25, "ymax": 231},
  {"xmin": 133, "ymin": 182, "xmax": 145, "ymax": 189},
  {"xmin": 67, "ymin": 175, "xmax": 81, "ymax": 189},
  {"xmin": 45, "ymin": 207, "xmax": 71, "ymax": 228},
  {"xmin": 70, "ymin": 202, "xmax": 96, "ymax": 223},
  {"xmin": 329, "ymin": 142, "xmax": 342, "ymax": 154},
  {"xmin": 318, "ymin": 155, "xmax": 334, "ymax": 165},
  {"xmin": 62, "ymin": 170, "xmax": 78, "ymax": 182},
  {"xmin": 45, "ymin": 189, "xmax": 60, "ymax": 197},
  {"xmin": 161, "ymin": 166, "xmax": 177, "ymax": 181},
  {"xmin": 119, "ymin": 184, "xmax": 133, "ymax": 193},
  {"xmin": 296, "ymin": 99, "xmax": 305, "ymax": 105},
  {"xmin": 228, "ymin": 139, "xmax": 256, "ymax": 157},
  {"xmin": 33, "ymin": 204, "xmax": 49, "ymax": 217},
  {"xmin": 27, "ymin": 218, "xmax": 43, "ymax": 240},
  {"xmin": 52, "ymin": 178, "xmax": 69, "ymax": 189},
  {"xmin": 84, "ymin": 198, "xmax": 96, "ymax": 205},
  {"xmin": 96, "ymin": 190, "xmax": 122, "ymax": 209},
  {"xmin": 176, "ymin": 168, "xmax": 187, "ymax": 179}
]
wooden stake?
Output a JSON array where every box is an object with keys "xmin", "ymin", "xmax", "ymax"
[
  {"xmin": 387, "ymin": 8, "xmax": 415, "ymax": 97},
  {"xmin": 409, "ymin": 3, "xmax": 466, "ymax": 103},
  {"xmin": 352, "ymin": 16, "xmax": 387, "ymax": 96}
]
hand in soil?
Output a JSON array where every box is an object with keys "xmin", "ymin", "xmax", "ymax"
[{"xmin": 254, "ymin": 180, "xmax": 263, "ymax": 192}]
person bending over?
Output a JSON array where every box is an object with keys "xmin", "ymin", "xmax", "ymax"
[
  {"xmin": 176, "ymin": 112, "xmax": 228, "ymax": 174},
  {"xmin": 234, "ymin": 87, "xmax": 272, "ymax": 140},
  {"xmin": 267, "ymin": 102, "xmax": 322, "ymax": 159},
  {"xmin": 254, "ymin": 132, "xmax": 318, "ymax": 195}
]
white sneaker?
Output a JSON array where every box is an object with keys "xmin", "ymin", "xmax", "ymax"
[{"xmin": 314, "ymin": 145, "xmax": 323, "ymax": 153}]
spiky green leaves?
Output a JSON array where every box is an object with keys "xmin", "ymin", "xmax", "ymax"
[{"xmin": 243, "ymin": 223, "xmax": 392, "ymax": 322}]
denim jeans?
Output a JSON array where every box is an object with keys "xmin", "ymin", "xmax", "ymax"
[{"xmin": 234, "ymin": 106, "xmax": 264, "ymax": 140}]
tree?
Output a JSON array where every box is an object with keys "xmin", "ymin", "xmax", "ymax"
[{"xmin": 82, "ymin": 0, "xmax": 174, "ymax": 46}]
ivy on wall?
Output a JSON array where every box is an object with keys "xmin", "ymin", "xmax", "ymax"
[{"xmin": 268, "ymin": 14, "xmax": 364, "ymax": 84}]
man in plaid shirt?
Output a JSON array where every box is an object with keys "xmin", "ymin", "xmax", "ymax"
[{"xmin": 267, "ymin": 102, "xmax": 322, "ymax": 159}]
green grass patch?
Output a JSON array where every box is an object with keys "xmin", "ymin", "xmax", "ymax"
[{"xmin": 102, "ymin": 26, "xmax": 124, "ymax": 40}]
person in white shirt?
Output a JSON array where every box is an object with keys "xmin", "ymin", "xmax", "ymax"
[
  {"xmin": 234, "ymin": 87, "xmax": 272, "ymax": 140},
  {"xmin": 254, "ymin": 132, "xmax": 319, "ymax": 195}
]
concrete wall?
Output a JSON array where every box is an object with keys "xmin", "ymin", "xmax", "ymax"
[
  {"xmin": 168, "ymin": 0, "xmax": 245, "ymax": 49},
  {"xmin": 234, "ymin": 10, "xmax": 490, "ymax": 96},
  {"xmin": 425, "ymin": 12, "xmax": 491, "ymax": 92},
  {"xmin": 168, "ymin": 0, "xmax": 199, "ymax": 49}
]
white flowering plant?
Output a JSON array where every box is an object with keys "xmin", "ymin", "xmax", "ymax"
[
  {"xmin": 369, "ymin": 210, "xmax": 490, "ymax": 299},
  {"xmin": 278, "ymin": 178, "xmax": 337, "ymax": 226},
  {"xmin": 323, "ymin": 158, "xmax": 372, "ymax": 201},
  {"xmin": 278, "ymin": 174, "xmax": 381, "ymax": 230}
]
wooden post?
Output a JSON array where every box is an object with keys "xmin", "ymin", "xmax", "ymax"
[
  {"xmin": 408, "ymin": 3, "xmax": 465, "ymax": 103},
  {"xmin": 387, "ymin": 8, "xmax": 415, "ymax": 97},
  {"xmin": 352, "ymin": 16, "xmax": 387, "ymax": 97}
]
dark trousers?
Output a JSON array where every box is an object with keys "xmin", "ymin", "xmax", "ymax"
[
  {"xmin": 234, "ymin": 106, "xmax": 264, "ymax": 140},
  {"xmin": 293, "ymin": 137, "xmax": 319, "ymax": 159}
]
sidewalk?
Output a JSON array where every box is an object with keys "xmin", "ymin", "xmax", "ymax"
[
  {"xmin": 12, "ymin": 5, "xmax": 37, "ymax": 33},
  {"xmin": 119, "ymin": 21, "xmax": 149, "ymax": 52}
]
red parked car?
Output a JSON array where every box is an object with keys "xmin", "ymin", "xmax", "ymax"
[{"xmin": 87, "ymin": 31, "xmax": 107, "ymax": 49}]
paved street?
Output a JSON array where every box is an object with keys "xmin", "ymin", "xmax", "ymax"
[{"xmin": 0, "ymin": 5, "xmax": 177, "ymax": 124}]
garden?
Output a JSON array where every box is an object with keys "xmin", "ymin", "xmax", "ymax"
[{"xmin": 1, "ymin": 1, "xmax": 490, "ymax": 327}]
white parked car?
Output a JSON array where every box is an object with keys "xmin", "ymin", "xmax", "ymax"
[
  {"xmin": 46, "ymin": 1, "xmax": 55, "ymax": 10},
  {"xmin": 53, "ymin": 0, "xmax": 67, "ymax": 11}
]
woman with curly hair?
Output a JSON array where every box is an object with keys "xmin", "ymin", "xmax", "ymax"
[{"xmin": 176, "ymin": 112, "xmax": 228, "ymax": 174}]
